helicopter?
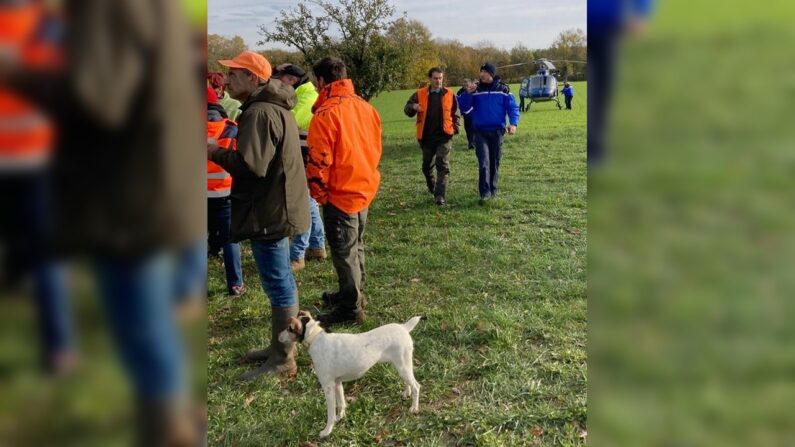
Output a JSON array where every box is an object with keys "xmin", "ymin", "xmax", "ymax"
[{"xmin": 498, "ymin": 59, "xmax": 586, "ymax": 112}]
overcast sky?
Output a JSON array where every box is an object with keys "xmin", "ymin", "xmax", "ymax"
[{"xmin": 208, "ymin": 0, "xmax": 586, "ymax": 51}]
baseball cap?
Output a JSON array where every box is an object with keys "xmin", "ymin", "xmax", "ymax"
[
  {"xmin": 218, "ymin": 51, "xmax": 272, "ymax": 81},
  {"xmin": 272, "ymin": 64, "xmax": 306, "ymax": 79}
]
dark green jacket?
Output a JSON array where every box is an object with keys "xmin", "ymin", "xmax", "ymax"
[{"xmin": 211, "ymin": 79, "xmax": 309, "ymax": 241}]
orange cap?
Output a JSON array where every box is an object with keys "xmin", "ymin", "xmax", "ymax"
[{"xmin": 217, "ymin": 51, "xmax": 272, "ymax": 81}]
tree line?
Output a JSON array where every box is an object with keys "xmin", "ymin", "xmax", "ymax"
[{"xmin": 208, "ymin": 0, "xmax": 585, "ymax": 100}]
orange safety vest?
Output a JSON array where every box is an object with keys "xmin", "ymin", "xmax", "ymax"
[
  {"xmin": 207, "ymin": 119, "xmax": 237, "ymax": 198},
  {"xmin": 0, "ymin": 3, "xmax": 60, "ymax": 169},
  {"xmin": 415, "ymin": 87, "xmax": 455, "ymax": 141}
]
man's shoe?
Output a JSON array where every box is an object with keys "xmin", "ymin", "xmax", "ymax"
[
  {"xmin": 290, "ymin": 258, "xmax": 305, "ymax": 273},
  {"xmin": 321, "ymin": 291, "xmax": 342, "ymax": 308},
  {"xmin": 317, "ymin": 307, "xmax": 365, "ymax": 327},
  {"xmin": 305, "ymin": 248, "xmax": 326, "ymax": 260},
  {"xmin": 228, "ymin": 284, "xmax": 246, "ymax": 298},
  {"xmin": 435, "ymin": 196, "xmax": 446, "ymax": 206}
]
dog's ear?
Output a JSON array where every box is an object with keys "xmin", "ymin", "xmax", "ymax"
[
  {"xmin": 297, "ymin": 310, "xmax": 312, "ymax": 319},
  {"xmin": 287, "ymin": 317, "xmax": 302, "ymax": 334}
]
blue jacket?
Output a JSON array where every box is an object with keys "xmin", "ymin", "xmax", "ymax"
[
  {"xmin": 457, "ymin": 79, "xmax": 520, "ymax": 132},
  {"xmin": 589, "ymin": 0, "xmax": 654, "ymax": 32},
  {"xmin": 562, "ymin": 86, "xmax": 574, "ymax": 98}
]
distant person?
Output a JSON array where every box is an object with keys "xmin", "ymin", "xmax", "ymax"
[
  {"xmin": 562, "ymin": 82, "xmax": 574, "ymax": 109},
  {"xmin": 210, "ymin": 51, "xmax": 309, "ymax": 380},
  {"xmin": 206, "ymin": 86, "xmax": 245, "ymax": 297},
  {"xmin": 457, "ymin": 62, "xmax": 520, "ymax": 203},
  {"xmin": 588, "ymin": 0, "xmax": 654, "ymax": 165},
  {"xmin": 404, "ymin": 67, "xmax": 461, "ymax": 206},
  {"xmin": 456, "ymin": 78, "xmax": 476, "ymax": 149},
  {"xmin": 306, "ymin": 57, "xmax": 382, "ymax": 326},
  {"xmin": 271, "ymin": 63, "xmax": 327, "ymax": 273},
  {"xmin": 208, "ymin": 71, "xmax": 242, "ymax": 121}
]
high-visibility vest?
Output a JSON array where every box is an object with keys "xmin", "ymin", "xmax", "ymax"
[
  {"xmin": 0, "ymin": 3, "xmax": 60, "ymax": 170},
  {"xmin": 415, "ymin": 87, "xmax": 455, "ymax": 141},
  {"xmin": 207, "ymin": 119, "xmax": 237, "ymax": 198}
]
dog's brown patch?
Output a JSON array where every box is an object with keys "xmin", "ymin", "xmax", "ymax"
[
  {"xmin": 297, "ymin": 310, "xmax": 313, "ymax": 319},
  {"xmin": 287, "ymin": 317, "xmax": 302, "ymax": 334}
]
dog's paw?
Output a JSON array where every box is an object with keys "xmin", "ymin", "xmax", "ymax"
[
  {"xmin": 319, "ymin": 428, "xmax": 333, "ymax": 438},
  {"xmin": 335, "ymin": 410, "xmax": 346, "ymax": 422},
  {"xmin": 410, "ymin": 406, "xmax": 419, "ymax": 414},
  {"xmin": 402, "ymin": 387, "xmax": 411, "ymax": 398}
]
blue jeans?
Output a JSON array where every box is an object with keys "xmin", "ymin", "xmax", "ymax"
[
  {"xmin": 474, "ymin": 130, "xmax": 504, "ymax": 198},
  {"xmin": 95, "ymin": 253, "xmax": 184, "ymax": 399},
  {"xmin": 251, "ymin": 238, "xmax": 298, "ymax": 307},
  {"xmin": 208, "ymin": 197, "xmax": 243, "ymax": 291},
  {"xmin": 174, "ymin": 239, "xmax": 207, "ymax": 303},
  {"xmin": 291, "ymin": 194, "xmax": 325, "ymax": 261}
]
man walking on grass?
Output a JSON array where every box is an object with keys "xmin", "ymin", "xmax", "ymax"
[
  {"xmin": 458, "ymin": 62, "xmax": 520, "ymax": 203},
  {"xmin": 404, "ymin": 67, "xmax": 461, "ymax": 206}
]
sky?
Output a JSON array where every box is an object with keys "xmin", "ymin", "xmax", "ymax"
[{"xmin": 208, "ymin": 0, "xmax": 586, "ymax": 51}]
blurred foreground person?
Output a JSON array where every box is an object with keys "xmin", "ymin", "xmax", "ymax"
[
  {"xmin": 587, "ymin": 0, "xmax": 654, "ymax": 166},
  {"xmin": 2, "ymin": 0, "xmax": 205, "ymax": 445}
]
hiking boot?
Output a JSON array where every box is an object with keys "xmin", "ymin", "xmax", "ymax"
[
  {"xmin": 321, "ymin": 291, "xmax": 341, "ymax": 308},
  {"xmin": 290, "ymin": 258, "xmax": 305, "ymax": 273},
  {"xmin": 322, "ymin": 291, "xmax": 368, "ymax": 308},
  {"xmin": 305, "ymin": 248, "xmax": 327, "ymax": 260},
  {"xmin": 240, "ymin": 304, "xmax": 298, "ymax": 375},
  {"xmin": 317, "ymin": 306, "xmax": 366, "ymax": 327},
  {"xmin": 228, "ymin": 284, "xmax": 246, "ymax": 298}
]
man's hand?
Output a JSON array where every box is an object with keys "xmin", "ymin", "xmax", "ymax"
[
  {"xmin": 207, "ymin": 138, "xmax": 218, "ymax": 160},
  {"xmin": 412, "ymin": 103, "xmax": 421, "ymax": 112},
  {"xmin": 507, "ymin": 125, "xmax": 517, "ymax": 135}
]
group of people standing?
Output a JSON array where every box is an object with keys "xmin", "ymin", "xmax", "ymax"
[
  {"xmin": 206, "ymin": 53, "xmax": 521, "ymax": 381},
  {"xmin": 405, "ymin": 62, "xmax": 520, "ymax": 205},
  {"xmin": 207, "ymin": 53, "xmax": 381, "ymax": 380}
]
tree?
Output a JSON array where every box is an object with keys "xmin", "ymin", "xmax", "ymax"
[
  {"xmin": 435, "ymin": 39, "xmax": 479, "ymax": 87},
  {"xmin": 549, "ymin": 28, "xmax": 587, "ymax": 80},
  {"xmin": 208, "ymin": 34, "xmax": 248, "ymax": 73},
  {"xmin": 259, "ymin": 0, "xmax": 406, "ymax": 100},
  {"xmin": 385, "ymin": 18, "xmax": 439, "ymax": 89}
]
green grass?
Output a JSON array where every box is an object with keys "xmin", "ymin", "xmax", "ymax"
[{"xmin": 208, "ymin": 82, "xmax": 587, "ymax": 446}]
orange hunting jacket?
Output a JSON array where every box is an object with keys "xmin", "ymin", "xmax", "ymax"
[{"xmin": 306, "ymin": 79, "xmax": 382, "ymax": 214}]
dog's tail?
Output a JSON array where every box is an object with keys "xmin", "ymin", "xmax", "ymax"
[{"xmin": 403, "ymin": 316, "xmax": 424, "ymax": 333}]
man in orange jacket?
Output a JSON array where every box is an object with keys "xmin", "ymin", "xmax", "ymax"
[
  {"xmin": 306, "ymin": 57, "xmax": 382, "ymax": 326},
  {"xmin": 404, "ymin": 67, "xmax": 460, "ymax": 206}
]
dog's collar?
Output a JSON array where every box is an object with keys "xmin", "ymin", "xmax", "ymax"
[{"xmin": 302, "ymin": 324, "xmax": 323, "ymax": 348}]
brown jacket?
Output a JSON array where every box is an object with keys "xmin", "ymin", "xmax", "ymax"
[{"xmin": 211, "ymin": 79, "xmax": 310, "ymax": 241}]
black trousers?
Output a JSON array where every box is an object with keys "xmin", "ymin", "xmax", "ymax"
[{"xmin": 587, "ymin": 28, "xmax": 620, "ymax": 167}]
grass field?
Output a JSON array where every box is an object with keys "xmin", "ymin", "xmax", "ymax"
[{"xmin": 208, "ymin": 82, "xmax": 587, "ymax": 446}]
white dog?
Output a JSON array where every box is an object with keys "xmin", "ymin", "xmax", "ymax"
[{"xmin": 279, "ymin": 311, "xmax": 422, "ymax": 438}]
